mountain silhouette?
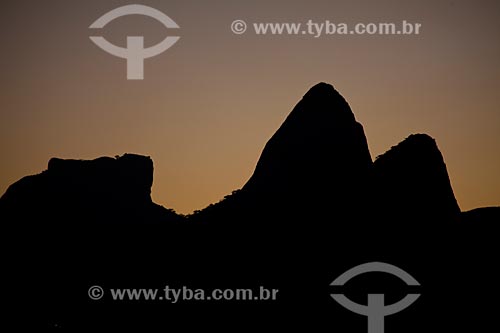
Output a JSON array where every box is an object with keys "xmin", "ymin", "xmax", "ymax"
[
  {"xmin": 190, "ymin": 83, "xmax": 466, "ymax": 229},
  {"xmin": 0, "ymin": 153, "xmax": 181, "ymax": 224},
  {"xmin": 189, "ymin": 83, "xmax": 373, "ymax": 228},
  {"xmin": 2, "ymin": 83, "xmax": 498, "ymax": 331},
  {"xmin": 1, "ymin": 83, "xmax": 489, "ymax": 225},
  {"xmin": 244, "ymin": 83, "xmax": 373, "ymax": 216},
  {"xmin": 373, "ymin": 134, "xmax": 460, "ymax": 222}
]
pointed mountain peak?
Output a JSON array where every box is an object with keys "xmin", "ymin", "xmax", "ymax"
[
  {"xmin": 374, "ymin": 133, "xmax": 461, "ymax": 220},
  {"xmin": 398, "ymin": 133, "xmax": 438, "ymax": 148},
  {"xmin": 298, "ymin": 82, "xmax": 355, "ymax": 123},
  {"xmin": 404, "ymin": 133, "xmax": 435, "ymax": 142},
  {"xmin": 303, "ymin": 82, "xmax": 336, "ymax": 98},
  {"xmin": 375, "ymin": 134, "xmax": 442, "ymax": 164},
  {"xmin": 242, "ymin": 83, "xmax": 372, "ymax": 213}
]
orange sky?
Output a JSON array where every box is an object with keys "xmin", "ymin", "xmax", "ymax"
[{"xmin": 1, "ymin": 0, "xmax": 499, "ymax": 214}]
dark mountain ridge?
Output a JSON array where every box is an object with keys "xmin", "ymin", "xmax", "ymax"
[
  {"xmin": 0, "ymin": 153, "xmax": 180, "ymax": 224},
  {"xmin": 1, "ymin": 83, "xmax": 495, "ymax": 224},
  {"xmin": 242, "ymin": 83, "xmax": 373, "ymax": 218},
  {"xmin": 1, "ymin": 83, "xmax": 498, "ymax": 331},
  {"xmin": 373, "ymin": 133, "xmax": 461, "ymax": 222}
]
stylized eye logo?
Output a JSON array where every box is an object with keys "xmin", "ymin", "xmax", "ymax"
[
  {"xmin": 89, "ymin": 4, "xmax": 180, "ymax": 80},
  {"xmin": 331, "ymin": 262, "xmax": 420, "ymax": 333}
]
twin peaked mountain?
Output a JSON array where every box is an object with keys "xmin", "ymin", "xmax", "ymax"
[
  {"xmin": 4, "ymin": 83, "xmax": 499, "ymax": 332},
  {"xmin": 0, "ymin": 83, "xmax": 463, "ymax": 224}
]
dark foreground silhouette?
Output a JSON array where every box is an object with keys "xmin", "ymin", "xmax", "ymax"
[{"xmin": 1, "ymin": 83, "xmax": 498, "ymax": 331}]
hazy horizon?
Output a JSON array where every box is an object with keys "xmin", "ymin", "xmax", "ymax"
[{"xmin": 1, "ymin": 0, "xmax": 499, "ymax": 214}]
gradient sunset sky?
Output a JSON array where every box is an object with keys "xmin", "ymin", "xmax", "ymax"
[{"xmin": 1, "ymin": 0, "xmax": 499, "ymax": 214}]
